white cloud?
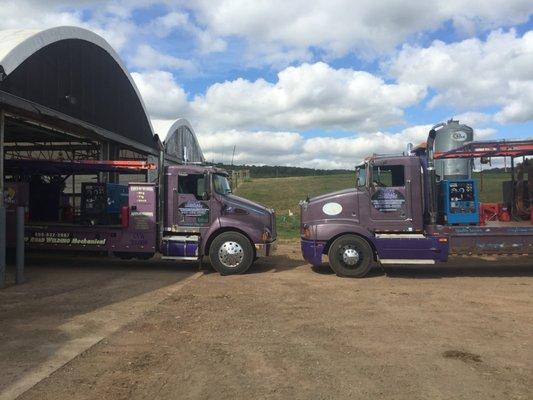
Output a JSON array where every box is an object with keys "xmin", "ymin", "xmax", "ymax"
[
  {"xmin": 452, "ymin": 112, "xmax": 492, "ymax": 127},
  {"xmin": 387, "ymin": 29, "xmax": 533, "ymax": 123},
  {"xmin": 131, "ymin": 70, "xmax": 190, "ymax": 120},
  {"xmin": 194, "ymin": 125, "xmax": 434, "ymax": 169},
  {"xmin": 185, "ymin": 0, "xmax": 533, "ymax": 64},
  {"xmin": 149, "ymin": 9, "xmax": 227, "ymax": 53},
  {"xmin": 0, "ymin": 0, "xmax": 137, "ymax": 50},
  {"xmin": 151, "ymin": 11, "xmax": 190, "ymax": 38},
  {"xmin": 495, "ymin": 81, "xmax": 533, "ymax": 123},
  {"xmin": 191, "ymin": 62, "xmax": 426, "ymax": 132},
  {"xmin": 150, "ymin": 118, "xmax": 179, "ymax": 137},
  {"xmin": 0, "ymin": 0, "xmax": 523, "ymax": 169},
  {"xmin": 195, "ymin": 123, "xmax": 497, "ymax": 169},
  {"xmin": 131, "ymin": 44, "xmax": 196, "ymax": 72}
]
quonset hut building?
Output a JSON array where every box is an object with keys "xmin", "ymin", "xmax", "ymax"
[{"xmin": 0, "ymin": 26, "xmax": 203, "ymax": 281}]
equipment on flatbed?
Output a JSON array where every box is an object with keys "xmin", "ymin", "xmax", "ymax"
[
  {"xmin": 80, "ymin": 182, "xmax": 128, "ymax": 225},
  {"xmin": 433, "ymin": 119, "xmax": 473, "ymax": 181},
  {"xmin": 439, "ymin": 179, "xmax": 479, "ymax": 225}
]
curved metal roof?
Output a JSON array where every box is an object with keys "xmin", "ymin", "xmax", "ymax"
[
  {"xmin": 0, "ymin": 26, "xmax": 152, "ymax": 131},
  {"xmin": 164, "ymin": 118, "xmax": 205, "ymax": 163},
  {"xmin": 0, "ymin": 26, "xmax": 156, "ymax": 152}
]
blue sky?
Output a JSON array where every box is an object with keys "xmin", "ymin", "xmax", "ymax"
[{"xmin": 2, "ymin": 0, "xmax": 533, "ymax": 168}]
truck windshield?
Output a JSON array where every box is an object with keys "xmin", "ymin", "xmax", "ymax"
[
  {"xmin": 356, "ymin": 165, "xmax": 367, "ymax": 187},
  {"xmin": 213, "ymin": 174, "xmax": 232, "ymax": 195}
]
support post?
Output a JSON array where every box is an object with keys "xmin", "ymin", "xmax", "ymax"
[
  {"xmin": 511, "ymin": 156, "xmax": 516, "ymax": 217},
  {"xmin": 0, "ymin": 207, "xmax": 5, "ymax": 289},
  {"xmin": 0, "ymin": 109, "xmax": 5, "ymax": 288},
  {"xmin": 16, "ymin": 206, "xmax": 25, "ymax": 284}
]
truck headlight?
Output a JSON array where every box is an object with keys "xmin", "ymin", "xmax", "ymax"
[
  {"xmin": 261, "ymin": 229, "xmax": 271, "ymax": 242},
  {"xmin": 302, "ymin": 224, "xmax": 311, "ymax": 239}
]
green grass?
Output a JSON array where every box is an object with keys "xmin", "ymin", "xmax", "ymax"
[
  {"xmin": 235, "ymin": 174, "xmax": 354, "ymax": 238},
  {"xmin": 235, "ymin": 171, "xmax": 513, "ymax": 239},
  {"xmin": 473, "ymin": 171, "xmax": 511, "ymax": 203}
]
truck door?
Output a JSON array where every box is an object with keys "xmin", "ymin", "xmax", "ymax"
[
  {"xmin": 368, "ymin": 160, "xmax": 416, "ymax": 231},
  {"xmin": 174, "ymin": 172, "xmax": 211, "ymax": 230}
]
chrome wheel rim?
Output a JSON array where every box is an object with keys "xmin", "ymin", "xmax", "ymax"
[
  {"xmin": 340, "ymin": 245, "xmax": 360, "ymax": 267},
  {"xmin": 218, "ymin": 241, "xmax": 244, "ymax": 268}
]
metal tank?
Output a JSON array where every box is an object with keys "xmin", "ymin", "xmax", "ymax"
[{"xmin": 434, "ymin": 119, "xmax": 474, "ymax": 180}]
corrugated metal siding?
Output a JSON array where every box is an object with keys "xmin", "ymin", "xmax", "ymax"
[{"xmin": 165, "ymin": 125, "xmax": 204, "ymax": 163}]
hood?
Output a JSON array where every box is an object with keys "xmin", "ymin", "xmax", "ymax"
[
  {"xmin": 224, "ymin": 194, "xmax": 270, "ymax": 215},
  {"xmin": 301, "ymin": 187, "xmax": 358, "ymax": 226},
  {"xmin": 308, "ymin": 188, "xmax": 356, "ymax": 204}
]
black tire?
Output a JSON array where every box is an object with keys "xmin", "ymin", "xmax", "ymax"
[
  {"xmin": 114, "ymin": 252, "xmax": 133, "ymax": 260},
  {"xmin": 209, "ymin": 232, "xmax": 254, "ymax": 275},
  {"xmin": 136, "ymin": 252, "xmax": 154, "ymax": 260},
  {"xmin": 327, "ymin": 234, "xmax": 374, "ymax": 278}
]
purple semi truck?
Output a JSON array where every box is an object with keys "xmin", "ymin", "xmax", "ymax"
[
  {"xmin": 6, "ymin": 162, "xmax": 276, "ymax": 275},
  {"xmin": 300, "ymin": 121, "xmax": 533, "ymax": 277}
]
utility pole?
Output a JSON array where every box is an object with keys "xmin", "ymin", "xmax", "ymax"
[{"xmin": 231, "ymin": 145, "xmax": 236, "ymax": 166}]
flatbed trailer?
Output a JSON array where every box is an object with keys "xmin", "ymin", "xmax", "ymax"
[{"xmin": 300, "ymin": 122, "xmax": 533, "ymax": 277}]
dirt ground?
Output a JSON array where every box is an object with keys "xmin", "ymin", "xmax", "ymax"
[
  {"xmin": 0, "ymin": 253, "xmax": 198, "ymax": 399},
  {"xmin": 1, "ymin": 243, "xmax": 532, "ymax": 400}
]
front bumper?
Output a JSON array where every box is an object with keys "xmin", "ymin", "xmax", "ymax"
[
  {"xmin": 255, "ymin": 240, "xmax": 277, "ymax": 257},
  {"xmin": 301, "ymin": 239, "xmax": 326, "ymax": 266}
]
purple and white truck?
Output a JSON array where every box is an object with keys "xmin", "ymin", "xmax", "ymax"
[
  {"xmin": 6, "ymin": 162, "xmax": 276, "ymax": 275},
  {"xmin": 300, "ymin": 120, "xmax": 533, "ymax": 277}
]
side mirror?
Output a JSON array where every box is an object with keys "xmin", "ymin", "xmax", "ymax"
[{"xmin": 202, "ymin": 191, "xmax": 210, "ymax": 201}]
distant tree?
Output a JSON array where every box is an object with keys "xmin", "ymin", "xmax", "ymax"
[{"xmin": 205, "ymin": 162, "xmax": 351, "ymax": 178}]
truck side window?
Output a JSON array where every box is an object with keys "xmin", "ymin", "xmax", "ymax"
[
  {"xmin": 178, "ymin": 174, "xmax": 205, "ymax": 200},
  {"xmin": 372, "ymin": 165, "xmax": 405, "ymax": 187}
]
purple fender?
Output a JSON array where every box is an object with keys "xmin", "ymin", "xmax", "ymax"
[
  {"xmin": 302, "ymin": 222, "xmax": 375, "ymax": 266},
  {"xmin": 313, "ymin": 221, "xmax": 374, "ymax": 243},
  {"xmin": 200, "ymin": 216, "xmax": 264, "ymax": 255}
]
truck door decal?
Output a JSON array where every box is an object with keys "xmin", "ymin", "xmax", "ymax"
[
  {"xmin": 177, "ymin": 200, "xmax": 210, "ymax": 226},
  {"xmin": 371, "ymin": 189, "xmax": 405, "ymax": 212}
]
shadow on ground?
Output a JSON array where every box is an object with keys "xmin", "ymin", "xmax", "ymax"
[
  {"xmin": 0, "ymin": 252, "xmax": 198, "ymax": 393},
  {"xmin": 307, "ymin": 257, "xmax": 533, "ymax": 279},
  {"xmin": 383, "ymin": 259, "xmax": 533, "ymax": 279}
]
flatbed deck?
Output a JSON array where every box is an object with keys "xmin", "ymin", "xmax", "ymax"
[{"xmin": 427, "ymin": 222, "xmax": 533, "ymax": 256}]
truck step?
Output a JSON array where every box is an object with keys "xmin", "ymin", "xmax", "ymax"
[
  {"xmin": 379, "ymin": 259, "xmax": 436, "ymax": 265},
  {"xmin": 161, "ymin": 256, "xmax": 198, "ymax": 261}
]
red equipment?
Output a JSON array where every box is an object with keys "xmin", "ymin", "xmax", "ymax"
[
  {"xmin": 479, "ymin": 203, "xmax": 499, "ymax": 225},
  {"xmin": 498, "ymin": 205, "xmax": 511, "ymax": 222}
]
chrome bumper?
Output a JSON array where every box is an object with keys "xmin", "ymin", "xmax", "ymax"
[{"xmin": 255, "ymin": 240, "xmax": 277, "ymax": 257}]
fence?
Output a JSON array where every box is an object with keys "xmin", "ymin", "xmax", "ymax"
[{"xmin": 229, "ymin": 170, "xmax": 250, "ymax": 190}]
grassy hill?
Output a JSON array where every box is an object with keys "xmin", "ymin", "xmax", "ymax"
[
  {"xmin": 208, "ymin": 162, "xmax": 350, "ymax": 178},
  {"xmin": 235, "ymin": 174, "xmax": 354, "ymax": 238},
  {"xmin": 235, "ymin": 171, "xmax": 512, "ymax": 239}
]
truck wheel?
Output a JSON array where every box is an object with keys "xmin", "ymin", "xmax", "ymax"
[
  {"xmin": 328, "ymin": 235, "xmax": 373, "ymax": 278},
  {"xmin": 209, "ymin": 232, "xmax": 254, "ymax": 275}
]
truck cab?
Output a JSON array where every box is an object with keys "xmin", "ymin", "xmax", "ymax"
[
  {"xmin": 300, "ymin": 155, "xmax": 447, "ymax": 277},
  {"xmin": 161, "ymin": 164, "xmax": 276, "ymax": 275}
]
